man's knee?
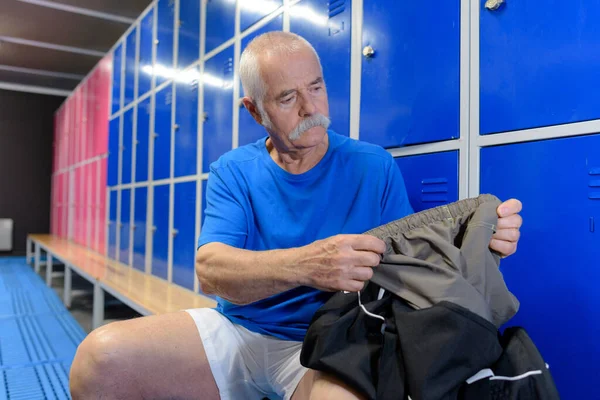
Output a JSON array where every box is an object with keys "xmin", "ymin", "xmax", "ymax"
[{"xmin": 70, "ymin": 322, "xmax": 132, "ymax": 398}]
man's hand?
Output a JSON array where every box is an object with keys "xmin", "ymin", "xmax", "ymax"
[
  {"xmin": 298, "ymin": 234, "xmax": 386, "ymax": 293},
  {"xmin": 490, "ymin": 199, "xmax": 523, "ymax": 258}
]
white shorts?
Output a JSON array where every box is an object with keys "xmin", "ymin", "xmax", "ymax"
[{"xmin": 185, "ymin": 308, "xmax": 308, "ymax": 400}]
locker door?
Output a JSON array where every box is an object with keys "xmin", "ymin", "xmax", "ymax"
[
  {"xmin": 360, "ymin": 1, "xmax": 460, "ymax": 148},
  {"xmin": 98, "ymin": 158, "xmax": 108, "ymax": 254},
  {"xmin": 205, "ymin": 0, "xmax": 236, "ymax": 55},
  {"xmin": 136, "ymin": 97, "xmax": 151, "ymax": 182},
  {"xmin": 240, "ymin": 0, "xmax": 282, "ymax": 32},
  {"xmin": 124, "ymin": 27, "xmax": 137, "ymax": 107},
  {"xmin": 156, "ymin": 0, "xmax": 175, "ymax": 86},
  {"xmin": 480, "ymin": 134, "xmax": 600, "ymax": 399},
  {"xmin": 95, "ymin": 58, "xmax": 111, "ymax": 157},
  {"xmin": 122, "ymin": 108, "xmax": 134, "ymax": 185},
  {"xmin": 202, "ymin": 45, "xmax": 234, "ymax": 172},
  {"xmin": 108, "ymin": 117, "xmax": 120, "ymax": 186},
  {"xmin": 201, "ymin": 179, "xmax": 207, "ymax": 227},
  {"xmin": 172, "ymin": 182, "xmax": 197, "ymax": 290},
  {"xmin": 119, "ymin": 189, "xmax": 131, "ymax": 265},
  {"xmin": 108, "ymin": 190, "xmax": 118, "ymax": 260},
  {"xmin": 178, "ymin": 0, "xmax": 200, "ymax": 69},
  {"xmin": 152, "ymin": 184, "xmax": 170, "ymax": 280},
  {"xmin": 112, "ymin": 43, "xmax": 123, "ymax": 115},
  {"xmin": 238, "ymin": 16, "xmax": 282, "ymax": 147},
  {"xmin": 133, "ymin": 186, "xmax": 148, "ymax": 272},
  {"xmin": 139, "ymin": 9, "xmax": 154, "ymax": 98},
  {"xmin": 480, "ymin": 1, "xmax": 600, "ymax": 135},
  {"xmin": 153, "ymin": 84, "xmax": 173, "ymax": 180},
  {"xmin": 174, "ymin": 67, "xmax": 199, "ymax": 177},
  {"xmin": 289, "ymin": 0, "xmax": 351, "ymax": 137},
  {"xmin": 394, "ymin": 151, "xmax": 459, "ymax": 213},
  {"xmin": 88, "ymin": 162, "xmax": 97, "ymax": 249}
]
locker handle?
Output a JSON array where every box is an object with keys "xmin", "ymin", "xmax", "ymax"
[
  {"xmin": 485, "ymin": 0, "xmax": 505, "ymax": 11},
  {"xmin": 152, "ymin": 132, "xmax": 159, "ymax": 138},
  {"xmin": 152, "ymin": 226, "xmax": 157, "ymax": 233},
  {"xmin": 131, "ymin": 224, "xmax": 136, "ymax": 230},
  {"xmin": 591, "ymin": 217, "xmax": 595, "ymax": 233},
  {"xmin": 362, "ymin": 46, "xmax": 375, "ymax": 58},
  {"xmin": 174, "ymin": 124, "xmax": 180, "ymax": 131},
  {"xmin": 172, "ymin": 229, "xmax": 179, "ymax": 236}
]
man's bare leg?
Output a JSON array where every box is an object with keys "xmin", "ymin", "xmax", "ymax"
[
  {"xmin": 292, "ymin": 370, "xmax": 366, "ymax": 400},
  {"xmin": 70, "ymin": 311, "xmax": 219, "ymax": 399}
]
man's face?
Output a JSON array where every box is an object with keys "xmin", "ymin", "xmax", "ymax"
[{"xmin": 258, "ymin": 46, "xmax": 330, "ymax": 149}]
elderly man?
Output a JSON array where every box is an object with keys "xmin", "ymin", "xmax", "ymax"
[{"xmin": 70, "ymin": 32, "xmax": 523, "ymax": 400}]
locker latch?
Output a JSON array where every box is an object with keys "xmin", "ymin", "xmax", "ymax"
[{"xmin": 485, "ymin": 0, "xmax": 505, "ymax": 11}]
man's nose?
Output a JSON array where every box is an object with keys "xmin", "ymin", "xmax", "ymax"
[{"xmin": 298, "ymin": 91, "xmax": 316, "ymax": 117}]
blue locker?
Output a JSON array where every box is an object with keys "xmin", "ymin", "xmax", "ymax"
[
  {"xmin": 289, "ymin": 0, "xmax": 351, "ymax": 137},
  {"xmin": 178, "ymin": 0, "xmax": 201, "ymax": 69},
  {"xmin": 153, "ymin": 84, "xmax": 173, "ymax": 180},
  {"xmin": 152, "ymin": 184, "xmax": 170, "ymax": 280},
  {"xmin": 124, "ymin": 26, "xmax": 137, "ymax": 107},
  {"xmin": 111, "ymin": 43, "xmax": 123, "ymax": 115},
  {"xmin": 201, "ymin": 179, "xmax": 207, "ymax": 227},
  {"xmin": 108, "ymin": 190, "xmax": 118, "ymax": 260},
  {"xmin": 480, "ymin": 135, "xmax": 600, "ymax": 399},
  {"xmin": 360, "ymin": 1, "xmax": 460, "ymax": 148},
  {"xmin": 172, "ymin": 181, "xmax": 197, "ymax": 290},
  {"xmin": 202, "ymin": 45, "xmax": 234, "ymax": 172},
  {"xmin": 138, "ymin": 8, "xmax": 154, "ymax": 98},
  {"xmin": 156, "ymin": 0, "xmax": 175, "ymax": 86},
  {"xmin": 119, "ymin": 189, "xmax": 131, "ymax": 265},
  {"xmin": 122, "ymin": 108, "xmax": 134, "ymax": 185},
  {"xmin": 481, "ymin": 1, "xmax": 600, "ymax": 135},
  {"xmin": 132, "ymin": 186, "xmax": 148, "ymax": 272},
  {"xmin": 238, "ymin": 16, "xmax": 282, "ymax": 147},
  {"xmin": 174, "ymin": 67, "xmax": 199, "ymax": 177},
  {"xmin": 394, "ymin": 151, "xmax": 459, "ymax": 213},
  {"xmin": 135, "ymin": 97, "xmax": 151, "ymax": 182},
  {"xmin": 240, "ymin": 0, "xmax": 282, "ymax": 32},
  {"xmin": 108, "ymin": 117, "xmax": 120, "ymax": 186},
  {"xmin": 205, "ymin": 0, "xmax": 236, "ymax": 55}
]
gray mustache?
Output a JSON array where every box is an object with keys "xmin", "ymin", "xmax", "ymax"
[{"xmin": 289, "ymin": 114, "xmax": 331, "ymax": 141}]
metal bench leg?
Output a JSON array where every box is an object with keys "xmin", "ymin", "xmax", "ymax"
[
  {"xmin": 26, "ymin": 237, "xmax": 32, "ymax": 265},
  {"xmin": 46, "ymin": 254, "xmax": 53, "ymax": 286},
  {"xmin": 93, "ymin": 282, "xmax": 105, "ymax": 330},
  {"xmin": 34, "ymin": 244, "xmax": 41, "ymax": 274},
  {"xmin": 63, "ymin": 265, "xmax": 72, "ymax": 308}
]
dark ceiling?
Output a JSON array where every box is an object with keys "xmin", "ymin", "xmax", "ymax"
[{"xmin": 0, "ymin": 0, "xmax": 152, "ymax": 96}]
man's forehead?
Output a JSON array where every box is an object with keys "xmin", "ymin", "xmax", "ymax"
[{"xmin": 260, "ymin": 49, "xmax": 322, "ymax": 88}]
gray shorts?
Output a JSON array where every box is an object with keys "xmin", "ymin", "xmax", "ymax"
[{"xmin": 185, "ymin": 308, "xmax": 307, "ymax": 400}]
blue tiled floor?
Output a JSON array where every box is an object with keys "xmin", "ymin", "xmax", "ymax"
[{"xmin": 0, "ymin": 257, "xmax": 85, "ymax": 400}]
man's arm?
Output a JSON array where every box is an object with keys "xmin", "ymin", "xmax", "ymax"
[{"xmin": 196, "ymin": 234, "xmax": 385, "ymax": 305}]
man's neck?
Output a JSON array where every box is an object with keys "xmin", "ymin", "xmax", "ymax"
[{"xmin": 266, "ymin": 134, "xmax": 329, "ymax": 175}]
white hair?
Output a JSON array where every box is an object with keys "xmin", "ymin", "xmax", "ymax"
[{"xmin": 239, "ymin": 31, "xmax": 322, "ymax": 111}]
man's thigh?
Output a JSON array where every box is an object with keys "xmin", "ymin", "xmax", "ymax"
[{"xmin": 71, "ymin": 310, "xmax": 220, "ymax": 399}]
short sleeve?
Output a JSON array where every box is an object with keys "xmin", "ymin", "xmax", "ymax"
[
  {"xmin": 197, "ymin": 167, "xmax": 248, "ymax": 249},
  {"xmin": 380, "ymin": 156, "xmax": 414, "ymax": 224}
]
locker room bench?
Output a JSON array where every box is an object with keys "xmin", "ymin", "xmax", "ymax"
[{"xmin": 26, "ymin": 234, "xmax": 216, "ymax": 329}]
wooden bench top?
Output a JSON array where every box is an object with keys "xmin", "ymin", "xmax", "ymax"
[{"xmin": 28, "ymin": 234, "xmax": 216, "ymax": 315}]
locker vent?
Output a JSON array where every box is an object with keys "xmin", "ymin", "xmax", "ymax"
[
  {"xmin": 328, "ymin": 0, "xmax": 345, "ymax": 18},
  {"xmin": 224, "ymin": 58, "xmax": 234, "ymax": 76},
  {"xmin": 421, "ymin": 177, "xmax": 448, "ymax": 203}
]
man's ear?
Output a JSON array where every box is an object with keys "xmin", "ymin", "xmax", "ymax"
[{"xmin": 241, "ymin": 97, "xmax": 263, "ymax": 125}]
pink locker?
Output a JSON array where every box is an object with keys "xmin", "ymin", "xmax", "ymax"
[
  {"xmin": 97, "ymin": 158, "xmax": 108, "ymax": 254},
  {"xmin": 86, "ymin": 75, "xmax": 95, "ymax": 161},
  {"xmin": 95, "ymin": 56, "xmax": 111, "ymax": 157},
  {"xmin": 88, "ymin": 161, "xmax": 97, "ymax": 250}
]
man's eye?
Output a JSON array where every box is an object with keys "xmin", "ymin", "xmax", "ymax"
[{"xmin": 281, "ymin": 96, "xmax": 294, "ymax": 104}]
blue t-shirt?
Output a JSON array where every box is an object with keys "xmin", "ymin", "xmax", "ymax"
[{"xmin": 198, "ymin": 130, "xmax": 414, "ymax": 341}]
